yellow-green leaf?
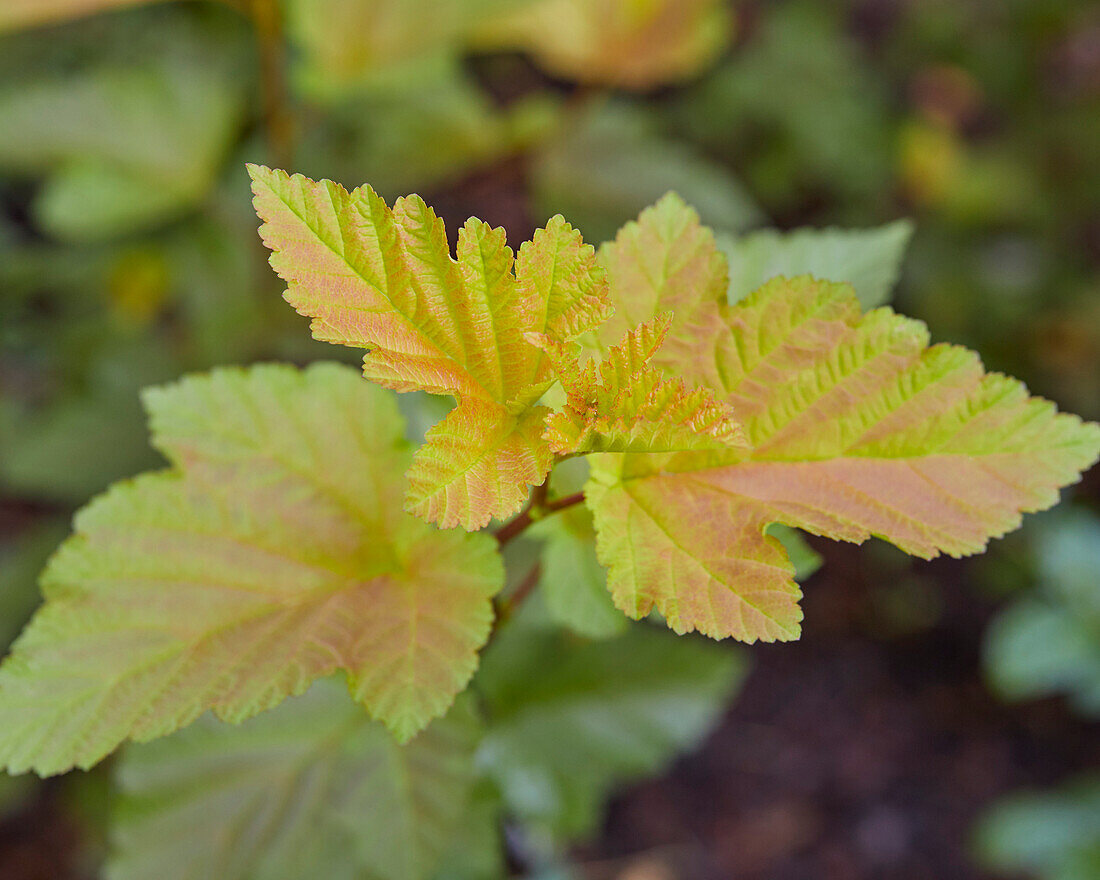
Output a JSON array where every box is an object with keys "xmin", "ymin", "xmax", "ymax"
[
  {"xmin": 249, "ymin": 166, "xmax": 610, "ymax": 528},
  {"xmin": 531, "ymin": 313, "xmax": 747, "ymax": 454},
  {"xmin": 472, "ymin": 0, "xmax": 731, "ymax": 89},
  {"xmin": 588, "ymin": 198, "xmax": 1100, "ymax": 643},
  {"xmin": 0, "ymin": 364, "xmax": 502, "ymax": 775}
]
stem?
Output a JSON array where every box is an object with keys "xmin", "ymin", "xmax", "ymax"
[
  {"xmin": 493, "ymin": 482, "xmax": 584, "ymax": 547},
  {"xmin": 250, "ymin": 0, "xmax": 294, "ymax": 168},
  {"xmin": 491, "ymin": 563, "xmax": 541, "ymax": 629}
]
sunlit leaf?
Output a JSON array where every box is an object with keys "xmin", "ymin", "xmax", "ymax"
[
  {"xmin": 249, "ymin": 166, "xmax": 611, "ymax": 528},
  {"xmin": 107, "ymin": 681, "xmax": 487, "ymax": 880},
  {"xmin": 587, "ymin": 196, "xmax": 1100, "ymax": 642},
  {"xmin": 0, "ymin": 364, "xmax": 503, "ymax": 775}
]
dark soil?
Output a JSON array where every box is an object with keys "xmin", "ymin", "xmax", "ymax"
[{"xmin": 578, "ymin": 544, "xmax": 1100, "ymax": 880}]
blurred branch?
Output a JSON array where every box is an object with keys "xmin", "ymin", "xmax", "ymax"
[{"xmin": 249, "ymin": 0, "xmax": 295, "ymax": 168}]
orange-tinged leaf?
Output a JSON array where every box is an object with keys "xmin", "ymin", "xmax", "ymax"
[
  {"xmin": 248, "ymin": 165, "xmax": 611, "ymax": 528},
  {"xmin": 530, "ymin": 314, "xmax": 747, "ymax": 454},
  {"xmin": 588, "ymin": 199, "xmax": 1100, "ymax": 643},
  {"xmin": 472, "ymin": 0, "xmax": 731, "ymax": 89},
  {"xmin": 0, "ymin": 364, "xmax": 503, "ymax": 775},
  {"xmin": 0, "ymin": 0, "xmax": 156, "ymax": 32}
]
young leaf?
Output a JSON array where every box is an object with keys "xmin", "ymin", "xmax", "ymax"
[
  {"xmin": 107, "ymin": 680, "xmax": 487, "ymax": 880},
  {"xmin": 249, "ymin": 166, "xmax": 611, "ymax": 529},
  {"xmin": 476, "ymin": 613, "xmax": 745, "ymax": 838},
  {"xmin": 717, "ymin": 219, "xmax": 914, "ymax": 308},
  {"xmin": 588, "ymin": 196, "xmax": 1100, "ymax": 643},
  {"xmin": 0, "ymin": 364, "xmax": 502, "ymax": 775},
  {"xmin": 530, "ymin": 313, "xmax": 747, "ymax": 454}
]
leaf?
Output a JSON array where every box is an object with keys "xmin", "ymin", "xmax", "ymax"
[
  {"xmin": 0, "ymin": 0, "xmax": 154, "ymax": 33},
  {"xmin": 530, "ymin": 313, "xmax": 747, "ymax": 454},
  {"xmin": 0, "ymin": 364, "xmax": 503, "ymax": 775},
  {"xmin": 472, "ymin": 0, "xmax": 731, "ymax": 89},
  {"xmin": 0, "ymin": 6, "xmax": 248, "ymax": 241},
  {"xmin": 476, "ymin": 613, "xmax": 745, "ymax": 838},
  {"xmin": 106, "ymin": 680, "xmax": 489, "ymax": 880},
  {"xmin": 587, "ymin": 196, "xmax": 1100, "ymax": 643},
  {"xmin": 983, "ymin": 510, "xmax": 1100, "ymax": 716},
  {"xmin": 974, "ymin": 775, "xmax": 1100, "ymax": 880},
  {"xmin": 249, "ymin": 165, "xmax": 611, "ymax": 529},
  {"xmin": 531, "ymin": 507, "xmax": 626, "ymax": 639},
  {"xmin": 531, "ymin": 102, "xmax": 763, "ymax": 245},
  {"xmin": 717, "ymin": 220, "xmax": 914, "ymax": 309}
]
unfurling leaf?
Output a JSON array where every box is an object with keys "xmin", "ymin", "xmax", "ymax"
[
  {"xmin": 0, "ymin": 364, "xmax": 502, "ymax": 775},
  {"xmin": 248, "ymin": 166, "xmax": 611, "ymax": 529},
  {"xmin": 587, "ymin": 196, "xmax": 1100, "ymax": 643},
  {"xmin": 529, "ymin": 313, "xmax": 747, "ymax": 454},
  {"xmin": 107, "ymin": 682, "xmax": 487, "ymax": 880}
]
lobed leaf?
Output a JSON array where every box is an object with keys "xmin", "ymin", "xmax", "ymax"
[
  {"xmin": 0, "ymin": 364, "xmax": 502, "ymax": 775},
  {"xmin": 531, "ymin": 313, "xmax": 747, "ymax": 454},
  {"xmin": 249, "ymin": 166, "xmax": 611, "ymax": 528},
  {"xmin": 107, "ymin": 681, "xmax": 487, "ymax": 880},
  {"xmin": 588, "ymin": 196, "xmax": 1100, "ymax": 643}
]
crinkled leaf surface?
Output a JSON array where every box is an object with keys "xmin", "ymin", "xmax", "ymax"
[
  {"xmin": 532, "ymin": 313, "xmax": 746, "ymax": 454},
  {"xmin": 250, "ymin": 166, "xmax": 611, "ymax": 529},
  {"xmin": 587, "ymin": 195, "xmax": 1100, "ymax": 642},
  {"xmin": 717, "ymin": 219, "xmax": 914, "ymax": 308},
  {"xmin": 0, "ymin": 364, "xmax": 502, "ymax": 775},
  {"xmin": 473, "ymin": 0, "xmax": 731, "ymax": 89},
  {"xmin": 107, "ymin": 680, "xmax": 487, "ymax": 880},
  {"xmin": 476, "ymin": 609, "xmax": 744, "ymax": 838}
]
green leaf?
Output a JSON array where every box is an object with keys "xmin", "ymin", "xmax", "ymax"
[
  {"xmin": 983, "ymin": 510, "xmax": 1100, "ymax": 716},
  {"xmin": 0, "ymin": 6, "xmax": 248, "ymax": 241},
  {"xmin": 531, "ymin": 102, "xmax": 763, "ymax": 245},
  {"xmin": 588, "ymin": 196, "xmax": 1100, "ymax": 642},
  {"xmin": 974, "ymin": 775, "xmax": 1100, "ymax": 880},
  {"xmin": 107, "ymin": 680, "xmax": 489, "ymax": 880},
  {"xmin": 0, "ymin": 364, "xmax": 503, "ymax": 775},
  {"xmin": 476, "ymin": 616, "xmax": 745, "ymax": 838},
  {"xmin": 717, "ymin": 220, "xmax": 914, "ymax": 309},
  {"xmin": 531, "ymin": 508, "xmax": 627, "ymax": 639},
  {"xmin": 767, "ymin": 525, "xmax": 823, "ymax": 582}
]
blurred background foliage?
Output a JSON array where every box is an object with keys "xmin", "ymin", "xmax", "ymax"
[{"xmin": 0, "ymin": 0, "xmax": 1098, "ymax": 877}]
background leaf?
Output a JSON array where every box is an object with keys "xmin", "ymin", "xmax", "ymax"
[
  {"xmin": 717, "ymin": 220, "xmax": 914, "ymax": 308},
  {"xmin": 476, "ymin": 609, "xmax": 746, "ymax": 839},
  {"xmin": 107, "ymin": 680, "xmax": 489, "ymax": 880}
]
